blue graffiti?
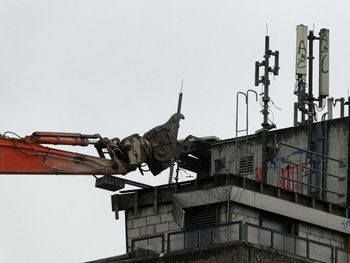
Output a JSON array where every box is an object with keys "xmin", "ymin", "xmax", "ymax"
[
  {"xmin": 341, "ymin": 219, "xmax": 350, "ymax": 230},
  {"xmin": 268, "ymin": 150, "xmax": 317, "ymax": 175}
]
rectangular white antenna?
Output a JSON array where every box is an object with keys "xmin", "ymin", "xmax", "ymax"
[
  {"xmin": 296, "ymin": 25, "xmax": 308, "ymax": 75},
  {"xmin": 319, "ymin": 28, "xmax": 329, "ymax": 97}
]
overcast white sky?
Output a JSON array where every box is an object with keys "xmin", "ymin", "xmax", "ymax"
[{"xmin": 0, "ymin": 0, "xmax": 349, "ymax": 262}]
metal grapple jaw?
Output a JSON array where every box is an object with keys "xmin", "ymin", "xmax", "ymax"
[{"xmin": 94, "ymin": 113, "xmax": 185, "ymax": 176}]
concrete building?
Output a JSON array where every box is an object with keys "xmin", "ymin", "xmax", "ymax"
[
  {"xmin": 87, "ymin": 116, "xmax": 350, "ymax": 263},
  {"xmin": 83, "ymin": 25, "xmax": 350, "ymax": 263}
]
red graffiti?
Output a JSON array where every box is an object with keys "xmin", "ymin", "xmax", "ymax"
[
  {"xmin": 255, "ymin": 167, "xmax": 263, "ymax": 182},
  {"xmin": 279, "ymin": 162, "xmax": 309, "ymax": 193},
  {"xmin": 254, "ymin": 163, "xmax": 310, "ymax": 194}
]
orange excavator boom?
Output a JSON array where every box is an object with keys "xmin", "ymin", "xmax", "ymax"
[
  {"xmin": 0, "ymin": 113, "xmax": 213, "ymax": 191},
  {"xmin": 0, "ymin": 133, "xmax": 129, "ymax": 175}
]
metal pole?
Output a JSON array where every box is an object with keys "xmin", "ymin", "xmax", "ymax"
[
  {"xmin": 255, "ymin": 35, "xmax": 279, "ymax": 184},
  {"xmin": 168, "ymin": 87, "xmax": 183, "ymax": 184},
  {"xmin": 279, "ymin": 142, "xmax": 345, "ymax": 164},
  {"xmin": 246, "ymin": 90, "xmax": 258, "ymax": 175},
  {"xmin": 307, "ymin": 30, "xmax": 315, "ymax": 194},
  {"xmin": 295, "ymin": 74, "xmax": 307, "ymax": 126},
  {"xmin": 263, "ymin": 36, "xmax": 271, "ymax": 131},
  {"xmin": 235, "ymin": 92, "xmax": 247, "ymax": 175},
  {"xmin": 348, "ymin": 96, "xmax": 350, "ymax": 205},
  {"xmin": 246, "ymin": 93, "xmax": 249, "ymax": 174},
  {"xmin": 307, "ymin": 30, "xmax": 314, "ymax": 146},
  {"xmin": 262, "ymin": 36, "xmax": 270, "ymax": 184},
  {"xmin": 321, "ymin": 113, "xmax": 328, "ymax": 200}
]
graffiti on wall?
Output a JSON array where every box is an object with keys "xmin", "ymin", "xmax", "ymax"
[
  {"xmin": 341, "ymin": 219, "xmax": 350, "ymax": 230},
  {"xmin": 255, "ymin": 167, "xmax": 263, "ymax": 183},
  {"xmin": 254, "ymin": 150, "xmax": 317, "ymax": 194},
  {"xmin": 279, "ymin": 161, "xmax": 309, "ymax": 193}
]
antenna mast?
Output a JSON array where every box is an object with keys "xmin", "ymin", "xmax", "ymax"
[
  {"xmin": 294, "ymin": 25, "xmax": 330, "ymax": 128},
  {"xmin": 168, "ymin": 81, "xmax": 184, "ymax": 184},
  {"xmin": 255, "ymin": 35, "xmax": 280, "ymax": 184}
]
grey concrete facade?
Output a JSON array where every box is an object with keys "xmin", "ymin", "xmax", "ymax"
[
  {"xmin": 220, "ymin": 202, "xmax": 259, "ymax": 225},
  {"xmin": 125, "ymin": 198, "xmax": 346, "ymax": 257},
  {"xmin": 298, "ymin": 222, "xmax": 345, "ymax": 248},
  {"xmin": 114, "ymin": 118, "xmax": 350, "ymax": 262},
  {"xmin": 126, "ymin": 201, "xmax": 261, "ymax": 253},
  {"xmin": 100, "ymin": 241, "xmax": 313, "ymax": 263},
  {"xmin": 211, "ymin": 118, "xmax": 349, "ymax": 205},
  {"xmin": 126, "ymin": 203, "xmax": 181, "ymax": 252},
  {"xmin": 173, "ymin": 184, "xmax": 350, "ymax": 234}
]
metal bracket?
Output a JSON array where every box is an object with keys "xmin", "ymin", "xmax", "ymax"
[
  {"xmin": 95, "ymin": 175, "xmax": 152, "ymax": 192},
  {"xmin": 339, "ymin": 158, "xmax": 346, "ymax": 168}
]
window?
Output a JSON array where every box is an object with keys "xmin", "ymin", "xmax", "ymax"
[
  {"xmin": 260, "ymin": 212, "xmax": 298, "ymax": 252},
  {"xmin": 260, "ymin": 212, "xmax": 297, "ymax": 235}
]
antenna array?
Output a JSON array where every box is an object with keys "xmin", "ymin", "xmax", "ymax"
[
  {"xmin": 254, "ymin": 35, "xmax": 280, "ymax": 184},
  {"xmin": 294, "ymin": 25, "xmax": 330, "ymax": 127}
]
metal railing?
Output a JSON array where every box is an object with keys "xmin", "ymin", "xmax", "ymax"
[
  {"xmin": 131, "ymin": 221, "xmax": 348, "ymax": 263},
  {"xmin": 131, "ymin": 234, "xmax": 164, "ymax": 258},
  {"xmin": 168, "ymin": 221, "xmax": 241, "ymax": 252},
  {"xmin": 335, "ymin": 247, "xmax": 350, "ymax": 263},
  {"xmin": 277, "ymin": 142, "xmax": 346, "ymax": 199}
]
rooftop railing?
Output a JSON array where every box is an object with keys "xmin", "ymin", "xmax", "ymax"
[{"xmin": 131, "ymin": 221, "xmax": 350, "ymax": 263}]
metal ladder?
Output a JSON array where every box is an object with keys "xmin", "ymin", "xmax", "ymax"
[{"xmin": 235, "ymin": 90, "xmax": 258, "ymax": 175}]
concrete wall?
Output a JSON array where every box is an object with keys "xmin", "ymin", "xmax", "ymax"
[
  {"xmin": 211, "ymin": 119, "xmax": 348, "ymax": 205},
  {"xmin": 325, "ymin": 120, "xmax": 348, "ymax": 204},
  {"xmin": 211, "ymin": 137, "xmax": 262, "ymax": 181},
  {"xmin": 126, "ymin": 201, "xmax": 259, "ymax": 253},
  {"xmin": 113, "ymin": 241, "xmax": 311, "ymax": 263},
  {"xmin": 225, "ymin": 201, "xmax": 346, "ymax": 262},
  {"xmin": 126, "ymin": 199, "xmax": 346, "ymax": 263},
  {"xmin": 225, "ymin": 201, "xmax": 345, "ymax": 250},
  {"xmin": 219, "ymin": 202, "xmax": 259, "ymax": 225},
  {"xmin": 127, "ymin": 199, "xmax": 346, "ymax": 247},
  {"xmin": 298, "ymin": 222, "xmax": 345, "ymax": 248},
  {"xmin": 126, "ymin": 203, "xmax": 181, "ymax": 252}
]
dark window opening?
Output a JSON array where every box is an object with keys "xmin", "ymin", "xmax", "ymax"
[
  {"xmin": 260, "ymin": 211, "xmax": 298, "ymax": 235},
  {"xmin": 184, "ymin": 204, "xmax": 218, "ymax": 249}
]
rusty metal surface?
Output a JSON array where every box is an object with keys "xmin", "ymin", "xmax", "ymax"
[
  {"xmin": 122, "ymin": 134, "xmax": 152, "ymax": 170},
  {"xmin": 143, "ymin": 113, "xmax": 184, "ymax": 175}
]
